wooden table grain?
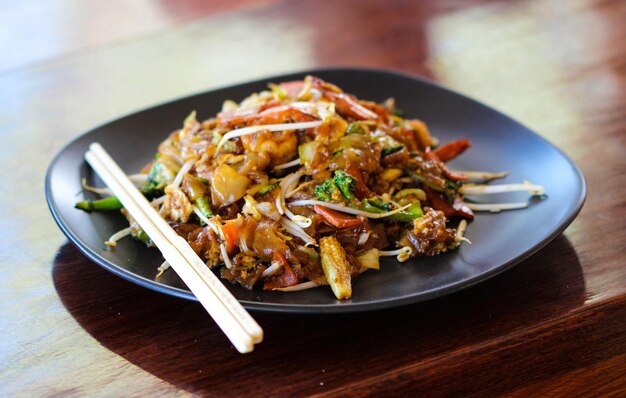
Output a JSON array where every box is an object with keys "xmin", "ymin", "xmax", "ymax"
[{"xmin": 2, "ymin": 0, "xmax": 625, "ymax": 396}]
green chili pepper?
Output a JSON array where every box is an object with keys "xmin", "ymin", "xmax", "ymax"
[
  {"xmin": 361, "ymin": 199, "xmax": 422, "ymax": 222},
  {"xmin": 75, "ymin": 196, "xmax": 123, "ymax": 212},
  {"xmin": 362, "ymin": 198, "xmax": 393, "ymax": 213},
  {"xmin": 384, "ymin": 203, "xmax": 423, "ymax": 222}
]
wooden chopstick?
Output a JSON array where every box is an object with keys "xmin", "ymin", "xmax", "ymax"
[
  {"xmin": 85, "ymin": 142, "xmax": 263, "ymax": 353},
  {"xmin": 88, "ymin": 143, "xmax": 263, "ymax": 343},
  {"xmin": 86, "ymin": 144, "xmax": 263, "ymax": 350}
]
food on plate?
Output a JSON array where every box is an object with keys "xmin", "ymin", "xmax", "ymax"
[{"xmin": 76, "ymin": 76, "xmax": 545, "ymax": 299}]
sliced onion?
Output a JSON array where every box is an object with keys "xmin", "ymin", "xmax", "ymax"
[{"xmin": 357, "ymin": 232, "xmax": 371, "ymax": 246}]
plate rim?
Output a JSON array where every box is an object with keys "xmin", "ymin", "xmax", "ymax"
[{"xmin": 45, "ymin": 67, "xmax": 587, "ymax": 313}]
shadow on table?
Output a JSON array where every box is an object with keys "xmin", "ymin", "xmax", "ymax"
[{"xmin": 52, "ymin": 234, "xmax": 585, "ymax": 396}]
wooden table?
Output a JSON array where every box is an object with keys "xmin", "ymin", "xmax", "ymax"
[{"xmin": 2, "ymin": 0, "xmax": 625, "ymax": 396}]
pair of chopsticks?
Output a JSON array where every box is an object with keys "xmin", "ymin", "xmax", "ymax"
[{"xmin": 85, "ymin": 143, "xmax": 263, "ymax": 353}]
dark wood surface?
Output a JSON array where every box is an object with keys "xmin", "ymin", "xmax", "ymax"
[{"xmin": 2, "ymin": 0, "xmax": 625, "ymax": 396}]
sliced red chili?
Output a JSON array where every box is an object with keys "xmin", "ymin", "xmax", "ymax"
[{"xmin": 433, "ymin": 139, "xmax": 472, "ymax": 162}]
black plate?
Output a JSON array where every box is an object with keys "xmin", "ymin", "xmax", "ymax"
[{"xmin": 45, "ymin": 68, "xmax": 586, "ymax": 313}]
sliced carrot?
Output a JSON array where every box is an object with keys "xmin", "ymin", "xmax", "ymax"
[
  {"xmin": 314, "ymin": 205, "xmax": 363, "ymax": 228},
  {"xmin": 272, "ymin": 251, "xmax": 289, "ymax": 267},
  {"xmin": 221, "ymin": 221, "xmax": 241, "ymax": 254}
]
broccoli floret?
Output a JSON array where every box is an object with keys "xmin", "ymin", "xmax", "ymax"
[
  {"xmin": 333, "ymin": 170, "xmax": 356, "ymax": 200},
  {"xmin": 314, "ymin": 180, "xmax": 338, "ymax": 201},
  {"xmin": 314, "ymin": 170, "xmax": 357, "ymax": 201}
]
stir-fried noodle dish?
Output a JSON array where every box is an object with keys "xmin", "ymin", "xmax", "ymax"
[{"xmin": 77, "ymin": 76, "xmax": 545, "ymax": 299}]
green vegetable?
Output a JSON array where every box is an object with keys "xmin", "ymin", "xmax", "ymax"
[
  {"xmin": 385, "ymin": 203, "xmax": 423, "ymax": 222},
  {"xmin": 393, "ymin": 107, "xmax": 405, "ymax": 117},
  {"xmin": 135, "ymin": 230, "xmax": 151, "ymax": 244},
  {"xmin": 75, "ymin": 196, "xmax": 123, "ymax": 212},
  {"xmin": 314, "ymin": 180, "xmax": 338, "ymax": 201},
  {"xmin": 445, "ymin": 178, "xmax": 462, "ymax": 192},
  {"xmin": 332, "ymin": 170, "xmax": 356, "ymax": 200},
  {"xmin": 361, "ymin": 199, "xmax": 422, "ymax": 222},
  {"xmin": 146, "ymin": 162, "xmax": 171, "ymax": 192},
  {"xmin": 410, "ymin": 171, "xmax": 446, "ymax": 193},
  {"xmin": 314, "ymin": 170, "xmax": 357, "ymax": 201},
  {"xmin": 381, "ymin": 145, "xmax": 404, "ymax": 158},
  {"xmin": 408, "ymin": 171, "xmax": 459, "ymax": 203},
  {"xmin": 258, "ymin": 182, "xmax": 279, "ymax": 195},
  {"xmin": 195, "ymin": 197, "xmax": 214, "ymax": 221},
  {"xmin": 346, "ymin": 123, "xmax": 365, "ymax": 135},
  {"xmin": 362, "ymin": 198, "xmax": 393, "ymax": 213}
]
